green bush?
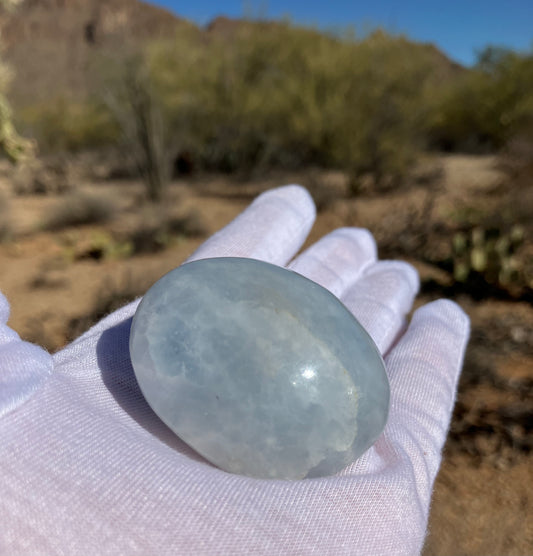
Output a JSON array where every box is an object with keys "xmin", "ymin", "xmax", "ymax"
[
  {"xmin": 429, "ymin": 46, "xmax": 533, "ymax": 152},
  {"xmin": 143, "ymin": 25, "xmax": 436, "ymax": 189},
  {"xmin": 19, "ymin": 97, "xmax": 119, "ymax": 153},
  {"xmin": 323, "ymin": 31, "xmax": 435, "ymax": 191}
]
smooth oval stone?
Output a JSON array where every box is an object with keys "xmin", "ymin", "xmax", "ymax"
[{"xmin": 129, "ymin": 257, "xmax": 389, "ymax": 480}]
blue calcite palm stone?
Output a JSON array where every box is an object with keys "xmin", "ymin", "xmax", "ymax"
[{"xmin": 129, "ymin": 257, "xmax": 389, "ymax": 480}]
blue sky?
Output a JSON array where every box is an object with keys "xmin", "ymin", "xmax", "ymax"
[{"xmin": 150, "ymin": 0, "xmax": 533, "ymax": 66}]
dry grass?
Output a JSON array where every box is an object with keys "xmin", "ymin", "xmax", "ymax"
[
  {"xmin": 119, "ymin": 209, "xmax": 207, "ymax": 255},
  {"xmin": 299, "ymin": 171, "xmax": 347, "ymax": 212},
  {"xmin": 66, "ymin": 274, "xmax": 147, "ymax": 342},
  {"xmin": 42, "ymin": 192, "xmax": 116, "ymax": 231}
]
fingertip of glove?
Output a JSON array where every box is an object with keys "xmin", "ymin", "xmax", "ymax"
[
  {"xmin": 0, "ymin": 292, "xmax": 10, "ymax": 324},
  {"xmin": 255, "ymin": 185, "xmax": 316, "ymax": 223},
  {"xmin": 364, "ymin": 260, "xmax": 420, "ymax": 296},
  {"xmin": 331, "ymin": 227, "xmax": 377, "ymax": 261},
  {"xmin": 415, "ymin": 298, "xmax": 470, "ymax": 338},
  {"xmin": 0, "ymin": 334, "xmax": 53, "ymax": 418}
]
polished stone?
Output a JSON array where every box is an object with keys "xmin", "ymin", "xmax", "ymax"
[{"xmin": 129, "ymin": 257, "xmax": 389, "ymax": 480}]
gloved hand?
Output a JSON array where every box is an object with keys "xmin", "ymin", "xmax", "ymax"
[{"xmin": 1, "ymin": 185, "xmax": 469, "ymax": 555}]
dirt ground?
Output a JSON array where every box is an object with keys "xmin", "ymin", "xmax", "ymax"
[{"xmin": 0, "ymin": 154, "xmax": 532, "ymax": 555}]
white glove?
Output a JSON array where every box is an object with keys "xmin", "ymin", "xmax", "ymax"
[{"xmin": 1, "ymin": 185, "xmax": 469, "ymax": 555}]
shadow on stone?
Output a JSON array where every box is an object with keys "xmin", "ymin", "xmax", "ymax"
[{"xmin": 96, "ymin": 316, "xmax": 208, "ymax": 464}]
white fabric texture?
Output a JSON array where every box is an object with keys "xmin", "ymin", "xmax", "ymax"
[{"xmin": 0, "ymin": 185, "xmax": 470, "ymax": 555}]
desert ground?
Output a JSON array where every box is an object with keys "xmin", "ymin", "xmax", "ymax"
[{"xmin": 0, "ymin": 153, "xmax": 532, "ymax": 555}]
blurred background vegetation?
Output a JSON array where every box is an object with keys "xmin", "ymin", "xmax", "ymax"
[
  {"xmin": 7, "ymin": 17, "xmax": 532, "ymax": 303},
  {"xmin": 13, "ymin": 23, "xmax": 533, "ymax": 186}
]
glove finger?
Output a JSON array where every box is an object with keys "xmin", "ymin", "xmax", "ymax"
[
  {"xmin": 0, "ymin": 293, "xmax": 53, "ymax": 417},
  {"xmin": 0, "ymin": 293, "xmax": 17, "ymax": 345},
  {"xmin": 341, "ymin": 261, "xmax": 419, "ymax": 355},
  {"xmin": 383, "ymin": 299, "xmax": 470, "ymax": 503},
  {"xmin": 287, "ymin": 227, "xmax": 376, "ymax": 297},
  {"xmin": 188, "ymin": 185, "xmax": 316, "ymax": 266}
]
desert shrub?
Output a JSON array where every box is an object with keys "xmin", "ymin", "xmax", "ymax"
[
  {"xmin": 121, "ymin": 209, "xmax": 207, "ymax": 254},
  {"xmin": 22, "ymin": 20, "xmax": 533, "ymax": 184},
  {"xmin": 43, "ymin": 192, "xmax": 116, "ymax": 231},
  {"xmin": 325, "ymin": 31, "xmax": 435, "ymax": 192},
  {"xmin": 115, "ymin": 25, "xmax": 437, "ymax": 187},
  {"xmin": 499, "ymin": 134, "xmax": 533, "ymax": 177},
  {"xmin": 162, "ymin": 210, "xmax": 207, "ymax": 238},
  {"xmin": 52, "ymin": 208, "xmax": 205, "ymax": 260},
  {"xmin": 11, "ymin": 156, "xmax": 72, "ymax": 195},
  {"xmin": 72, "ymin": 230, "xmax": 133, "ymax": 261},
  {"xmin": 95, "ymin": 47, "xmax": 183, "ymax": 201},
  {"xmin": 18, "ymin": 96, "xmax": 119, "ymax": 153},
  {"xmin": 429, "ymin": 46, "xmax": 533, "ymax": 152}
]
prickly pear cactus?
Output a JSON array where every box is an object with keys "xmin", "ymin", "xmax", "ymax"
[{"xmin": 452, "ymin": 224, "xmax": 529, "ymax": 294}]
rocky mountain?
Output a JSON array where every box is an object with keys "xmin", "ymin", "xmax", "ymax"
[{"xmin": 0, "ymin": 0, "xmax": 193, "ymax": 106}]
